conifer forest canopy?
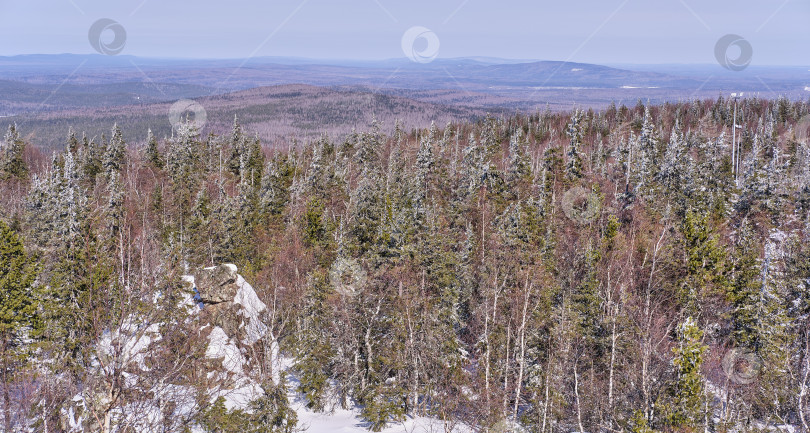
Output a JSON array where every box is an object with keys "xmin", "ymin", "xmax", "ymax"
[{"xmin": 1, "ymin": 97, "xmax": 810, "ymax": 432}]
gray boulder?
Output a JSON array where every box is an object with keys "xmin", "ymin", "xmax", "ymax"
[{"xmin": 196, "ymin": 264, "xmax": 239, "ymax": 304}]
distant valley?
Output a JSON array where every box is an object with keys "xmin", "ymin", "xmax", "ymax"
[
  {"xmin": 1, "ymin": 54, "xmax": 808, "ymax": 148},
  {"xmin": 5, "ymin": 84, "xmax": 498, "ymax": 149}
]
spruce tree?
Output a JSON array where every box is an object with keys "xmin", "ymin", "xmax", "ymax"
[
  {"xmin": 144, "ymin": 129, "xmax": 163, "ymax": 169},
  {"xmin": 412, "ymin": 132, "xmax": 434, "ymax": 220},
  {"xmin": 81, "ymin": 135, "xmax": 103, "ymax": 186},
  {"xmin": 727, "ymin": 220, "xmax": 762, "ymax": 349},
  {"xmin": 507, "ymin": 129, "xmax": 531, "ymax": 194},
  {"xmin": 0, "ymin": 124, "xmax": 28, "ymax": 180},
  {"xmin": 658, "ymin": 127, "xmax": 685, "ymax": 194},
  {"xmin": 103, "ymin": 123, "xmax": 126, "ymax": 176},
  {"xmin": 664, "ymin": 317, "xmax": 707, "ymax": 430},
  {"xmin": 678, "ymin": 209, "xmax": 728, "ymax": 319},
  {"xmin": 635, "ymin": 105, "xmax": 660, "ymax": 195},
  {"xmin": 228, "ymin": 115, "xmax": 244, "ymax": 176},
  {"xmin": 294, "ymin": 271, "xmax": 334, "ymax": 411},
  {"xmin": 566, "ymin": 110, "xmax": 585, "ymax": 181},
  {"xmin": 0, "ymin": 221, "xmax": 39, "ymax": 432},
  {"xmin": 259, "ymin": 154, "xmax": 294, "ymax": 220}
]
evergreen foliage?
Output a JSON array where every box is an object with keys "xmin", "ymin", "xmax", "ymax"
[{"xmin": 0, "ymin": 97, "xmax": 808, "ymax": 432}]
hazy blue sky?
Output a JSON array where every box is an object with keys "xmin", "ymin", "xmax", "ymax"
[{"xmin": 0, "ymin": 0, "xmax": 808, "ymax": 65}]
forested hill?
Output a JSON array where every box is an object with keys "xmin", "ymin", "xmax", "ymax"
[
  {"xmin": 6, "ymin": 84, "xmax": 497, "ymax": 150},
  {"xmin": 0, "ymin": 96, "xmax": 809, "ymax": 432}
]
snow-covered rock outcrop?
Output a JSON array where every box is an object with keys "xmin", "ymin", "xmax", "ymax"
[
  {"xmin": 192, "ymin": 264, "xmax": 269, "ymax": 410},
  {"xmin": 62, "ymin": 264, "xmax": 270, "ymax": 432},
  {"xmin": 195, "ymin": 263, "xmax": 269, "ymax": 346},
  {"xmin": 59, "ymin": 264, "xmax": 467, "ymax": 433}
]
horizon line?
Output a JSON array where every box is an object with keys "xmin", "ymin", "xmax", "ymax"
[{"xmin": 1, "ymin": 53, "xmax": 809, "ymax": 68}]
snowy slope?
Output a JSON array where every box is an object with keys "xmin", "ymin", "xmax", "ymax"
[
  {"xmin": 293, "ymin": 405, "xmax": 470, "ymax": 433},
  {"xmin": 287, "ymin": 376, "xmax": 471, "ymax": 433},
  {"xmin": 194, "ymin": 266, "xmax": 472, "ymax": 432},
  {"xmin": 65, "ymin": 264, "xmax": 472, "ymax": 433}
]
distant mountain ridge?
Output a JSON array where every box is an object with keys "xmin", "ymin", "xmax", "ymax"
[
  {"xmin": 1, "ymin": 53, "xmax": 805, "ymax": 97},
  {"xmin": 2, "ymin": 54, "xmax": 808, "ymax": 147}
]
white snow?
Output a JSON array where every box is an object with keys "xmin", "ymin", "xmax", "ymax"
[
  {"xmin": 202, "ymin": 263, "xmax": 238, "ymax": 272},
  {"xmin": 280, "ymin": 355, "xmax": 471, "ymax": 433},
  {"xmin": 97, "ymin": 318, "xmax": 161, "ymax": 371},
  {"xmin": 752, "ymin": 422, "xmax": 796, "ymax": 433},
  {"xmin": 233, "ymin": 275, "xmax": 268, "ymax": 345},
  {"xmin": 291, "ymin": 397, "xmax": 472, "ymax": 433},
  {"xmin": 270, "ymin": 337, "xmax": 283, "ymax": 384},
  {"xmin": 206, "ymin": 326, "xmax": 246, "ymax": 375},
  {"xmin": 571, "ymin": 68, "xmax": 582, "ymax": 72},
  {"xmin": 178, "ymin": 274, "xmax": 200, "ymax": 313},
  {"xmin": 68, "ymin": 266, "xmax": 478, "ymax": 432},
  {"xmin": 64, "ymin": 396, "xmax": 85, "ymax": 431},
  {"xmin": 213, "ymin": 377, "xmax": 264, "ymax": 411},
  {"xmin": 769, "ymin": 228, "xmax": 787, "ymax": 243}
]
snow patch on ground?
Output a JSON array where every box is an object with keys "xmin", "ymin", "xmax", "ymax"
[
  {"xmin": 213, "ymin": 377, "xmax": 264, "ymax": 411},
  {"xmin": 292, "ymin": 398, "xmax": 471, "ymax": 433},
  {"xmin": 281, "ymin": 355, "xmax": 471, "ymax": 433}
]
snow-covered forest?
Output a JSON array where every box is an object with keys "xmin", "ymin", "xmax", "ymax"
[{"xmin": 1, "ymin": 96, "xmax": 809, "ymax": 433}]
